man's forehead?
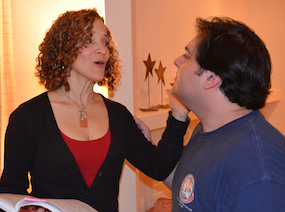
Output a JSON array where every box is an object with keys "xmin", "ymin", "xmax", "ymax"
[{"xmin": 185, "ymin": 36, "xmax": 198, "ymax": 53}]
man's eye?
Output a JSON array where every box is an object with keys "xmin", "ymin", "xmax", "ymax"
[
  {"xmin": 87, "ymin": 39, "xmax": 92, "ymax": 44},
  {"xmin": 183, "ymin": 54, "xmax": 190, "ymax": 59}
]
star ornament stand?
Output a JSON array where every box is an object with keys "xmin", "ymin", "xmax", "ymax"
[
  {"xmin": 139, "ymin": 54, "xmax": 170, "ymax": 112},
  {"xmin": 155, "ymin": 61, "xmax": 170, "ymax": 109}
]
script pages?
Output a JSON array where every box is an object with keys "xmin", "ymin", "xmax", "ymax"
[{"xmin": 0, "ymin": 193, "xmax": 97, "ymax": 212}]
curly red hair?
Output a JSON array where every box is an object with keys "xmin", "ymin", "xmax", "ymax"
[{"xmin": 35, "ymin": 8, "xmax": 121, "ymax": 92}]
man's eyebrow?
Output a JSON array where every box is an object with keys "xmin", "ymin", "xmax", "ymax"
[{"xmin": 185, "ymin": 46, "xmax": 191, "ymax": 54}]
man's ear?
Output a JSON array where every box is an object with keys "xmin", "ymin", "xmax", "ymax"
[{"xmin": 203, "ymin": 71, "xmax": 222, "ymax": 89}]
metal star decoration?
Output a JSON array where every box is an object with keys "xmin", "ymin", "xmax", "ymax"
[
  {"xmin": 143, "ymin": 53, "xmax": 156, "ymax": 81},
  {"xmin": 155, "ymin": 61, "xmax": 166, "ymax": 85}
]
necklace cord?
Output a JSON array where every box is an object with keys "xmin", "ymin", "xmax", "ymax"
[
  {"xmin": 60, "ymin": 88, "xmax": 95, "ymax": 110},
  {"xmin": 60, "ymin": 88, "xmax": 95, "ymax": 128}
]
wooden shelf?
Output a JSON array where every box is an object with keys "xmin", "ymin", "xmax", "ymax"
[{"xmin": 136, "ymin": 88, "xmax": 281, "ymax": 131}]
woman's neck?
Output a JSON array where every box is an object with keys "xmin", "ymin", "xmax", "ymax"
[{"xmin": 61, "ymin": 82, "xmax": 95, "ymax": 108}]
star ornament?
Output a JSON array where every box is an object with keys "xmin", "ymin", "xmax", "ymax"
[
  {"xmin": 143, "ymin": 54, "xmax": 156, "ymax": 81},
  {"xmin": 155, "ymin": 61, "xmax": 166, "ymax": 85}
]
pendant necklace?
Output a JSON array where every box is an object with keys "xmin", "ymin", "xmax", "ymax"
[{"xmin": 61, "ymin": 89, "xmax": 95, "ymax": 128}]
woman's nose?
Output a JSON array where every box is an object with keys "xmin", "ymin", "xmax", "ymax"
[{"xmin": 96, "ymin": 43, "xmax": 108, "ymax": 55}]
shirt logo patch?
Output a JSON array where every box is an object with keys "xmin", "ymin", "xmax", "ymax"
[{"xmin": 179, "ymin": 174, "xmax": 195, "ymax": 203}]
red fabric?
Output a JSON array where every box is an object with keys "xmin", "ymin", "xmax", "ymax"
[{"xmin": 61, "ymin": 127, "xmax": 110, "ymax": 188}]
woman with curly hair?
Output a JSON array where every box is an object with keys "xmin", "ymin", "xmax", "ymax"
[{"xmin": 0, "ymin": 8, "xmax": 189, "ymax": 212}]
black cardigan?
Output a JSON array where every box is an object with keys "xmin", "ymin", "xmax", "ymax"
[{"xmin": 0, "ymin": 92, "xmax": 189, "ymax": 211}]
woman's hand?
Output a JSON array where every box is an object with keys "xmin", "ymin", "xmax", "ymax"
[
  {"xmin": 133, "ymin": 89, "xmax": 189, "ymax": 142},
  {"xmin": 134, "ymin": 116, "xmax": 152, "ymax": 142},
  {"xmin": 167, "ymin": 89, "xmax": 189, "ymax": 122}
]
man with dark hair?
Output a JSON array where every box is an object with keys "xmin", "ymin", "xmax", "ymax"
[{"xmin": 168, "ymin": 17, "xmax": 285, "ymax": 211}]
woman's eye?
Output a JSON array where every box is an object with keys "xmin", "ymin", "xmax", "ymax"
[
  {"xmin": 86, "ymin": 39, "xmax": 92, "ymax": 44},
  {"xmin": 103, "ymin": 41, "xmax": 109, "ymax": 46}
]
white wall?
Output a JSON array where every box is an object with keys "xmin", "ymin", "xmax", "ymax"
[{"xmin": 105, "ymin": 1, "xmax": 137, "ymax": 211}]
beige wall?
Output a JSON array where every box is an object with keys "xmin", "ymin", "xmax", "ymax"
[
  {"xmin": 248, "ymin": 0, "xmax": 285, "ymax": 134},
  {"xmin": 132, "ymin": 0, "xmax": 285, "ymax": 136},
  {"xmin": 133, "ymin": 0, "xmax": 248, "ymax": 110},
  {"xmin": 105, "ymin": 1, "xmax": 137, "ymax": 211}
]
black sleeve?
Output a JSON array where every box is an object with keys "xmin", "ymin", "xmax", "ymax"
[
  {"xmin": 0, "ymin": 106, "xmax": 34, "ymax": 194},
  {"xmin": 126, "ymin": 111, "xmax": 189, "ymax": 181}
]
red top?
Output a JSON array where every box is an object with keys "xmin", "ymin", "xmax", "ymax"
[{"xmin": 61, "ymin": 127, "xmax": 111, "ymax": 188}]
